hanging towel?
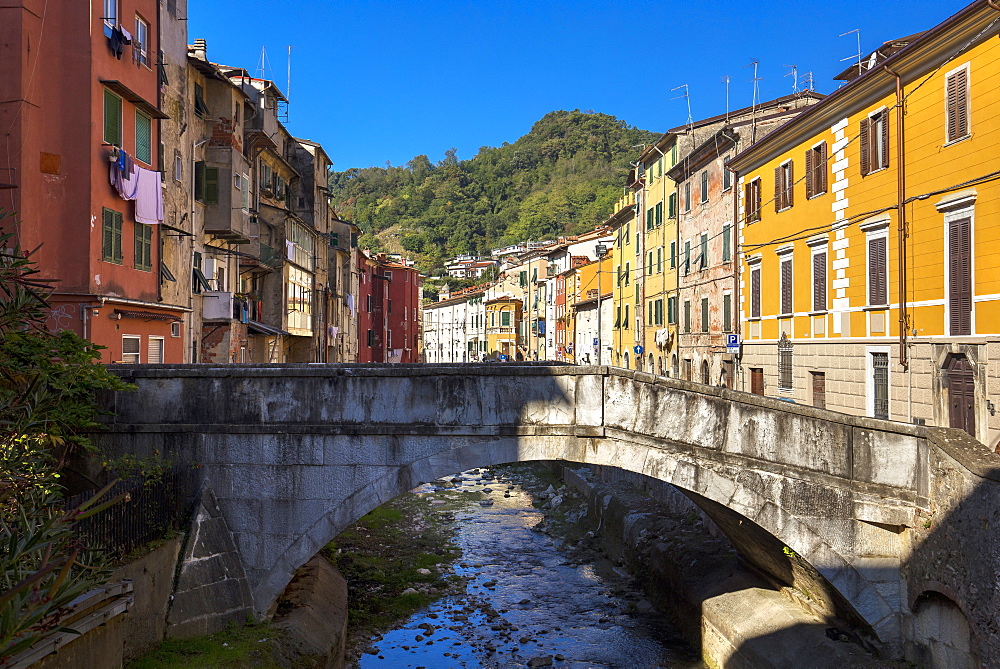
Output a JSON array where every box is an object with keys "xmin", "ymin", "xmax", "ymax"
[
  {"xmin": 134, "ymin": 167, "xmax": 163, "ymax": 225},
  {"xmin": 109, "ymin": 161, "xmax": 139, "ymax": 200}
]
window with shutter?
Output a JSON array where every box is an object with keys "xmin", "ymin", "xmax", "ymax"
[
  {"xmin": 723, "ymin": 294, "xmax": 732, "ymax": 332},
  {"xmin": 948, "ymin": 217, "xmax": 972, "ymax": 335},
  {"xmin": 204, "ymin": 167, "xmax": 219, "ymax": 204},
  {"xmin": 812, "ymin": 251, "xmax": 827, "ymax": 311},
  {"xmin": 646, "ymin": 207, "xmax": 654, "ymax": 230},
  {"xmin": 701, "ymin": 298, "xmax": 709, "ymax": 332},
  {"xmin": 655, "ymin": 201, "xmax": 663, "ymax": 226},
  {"xmin": 780, "ymin": 257, "xmax": 793, "ymax": 315},
  {"xmin": 805, "ymin": 145, "xmax": 814, "ymax": 198},
  {"xmin": 684, "ymin": 182, "xmax": 691, "ymax": 212},
  {"xmin": 723, "ymin": 155, "xmax": 732, "ymax": 191},
  {"xmin": 147, "ymin": 336, "xmax": 164, "ymax": 364},
  {"xmin": 700, "ymin": 233, "xmax": 708, "ymax": 269},
  {"xmin": 669, "ymin": 241, "xmax": 676, "ymax": 268},
  {"xmin": 135, "ymin": 111, "xmax": 152, "ymax": 164},
  {"xmin": 776, "ymin": 161, "xmax": 793, "ymax": 210},
  {"xmin": 860, "ymin": 117, "xmax": 871, "ymax": 175},
  {"xmin": 945, "ymin": 67, "xmax": 970, "ymax": 143},
  {"xmin": 683, "ymin": 301, "xmax": 691, "ymax": 333},
  {"xmin": 122, "ymin": 335, "xmax": 141, "ymax": 364},
  {"xmin": 745, "ymin": 179, "xmax": 761, "ymax": 223},
  {"xmin": 722, "ymin": 224, "xmax": 732, "ymax": 262},
  {"xmin": 868, "ymin": 236, "xmax": 888, "ymax": 305},
  {"xmin": 134, "ymin": 222, "xmax": 152, "ymax": 271},
  {"xmin": 750, "ymin": 266, "xmax": 761, "ymax": 319},
  {"xmin": 806, "ymin": 143, "xmax": 828, "ymax": 198},
  {"xmin": 194, "ymin": 161, "xmax": 205, "ymax": 202},
  {"xmin": 774, "ymin": 166, "xmax": 782, "ymax": 213},
  {"xmin": 700, "ymin": 171, "xmax": 709, "ymax": 203},
  {"xmin": 104, "ymin": 90, "xmax": 122, "ymax": 147},
  {"xmin": 102, "ymin": 208, "xmax": 123, "ymax": 263}
]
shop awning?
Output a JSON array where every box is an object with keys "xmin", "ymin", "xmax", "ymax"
[{"xmin": 115, "ymin": 309, "xmax": 183, "ymax": 322}]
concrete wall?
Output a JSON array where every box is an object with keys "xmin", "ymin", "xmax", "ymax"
[{"xmin": 94, "ymin": 363, "xmax": 1000, "ymax": 659}]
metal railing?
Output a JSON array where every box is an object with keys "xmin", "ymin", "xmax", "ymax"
[{"xmin": 64, "ymin": 467, "xmax": 196, "ymax": 559}]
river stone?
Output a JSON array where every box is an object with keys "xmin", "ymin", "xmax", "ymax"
[
  {"xmin": 480, "ymin": 499, "xmax": 494, "ymax": 506},
  {"xmin": 527, "ymin": 655, "xmax": 553, "ymax": 667},
  {"xmin": 417, "ymin": 568, "xmax": 432, "ymax": 575}
]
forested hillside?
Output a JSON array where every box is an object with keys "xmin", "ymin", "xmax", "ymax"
[{"xmin": 328, "ymin": 110, "xmax": 659, "ymax": 271}]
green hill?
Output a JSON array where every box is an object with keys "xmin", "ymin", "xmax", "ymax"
[{"xmin": 328, "ymin": 110, "xmax": 660, "ymax": 271}]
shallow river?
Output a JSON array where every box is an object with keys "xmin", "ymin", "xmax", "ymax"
[{"xmin": 359, "ymin": 466, "xmax": 703, "ymax": 669}]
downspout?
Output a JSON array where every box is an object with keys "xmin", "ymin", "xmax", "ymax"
[
  {"xmin": 884, "ymin": 65, "xmax": 908, "ymax": 370},
  {"xmin": 730, "ymin": 159, "xmax": 742, "ymax": 390}
]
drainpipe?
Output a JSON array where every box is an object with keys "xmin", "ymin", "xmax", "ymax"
[
  {"xmin": 730, "ymin": 159, "xmax": 742, "ymax": 390},
  {"xmin": 884, "ymin": 65, "xmax": 908, "ymax": 369}
]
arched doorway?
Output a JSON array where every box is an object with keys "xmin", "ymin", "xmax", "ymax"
[
  {"xmin": 623, "ymin": 352, "xmax": 630, "ymax": 369},
  {"xmin": 701, "ymin": 360, "xmax": 710, "ymax": 385},
  {"xmin": 671, "ymin": 354, "xmax": 678, "ymax": 378},
  {"xmin": 657, "ymin": 356, "xmax": 663, "ymax": 376},
  {"xmin": 944, "ymin": 354, "xmax": 976, "ymax": 437}
]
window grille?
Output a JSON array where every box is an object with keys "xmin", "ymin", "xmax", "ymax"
[{"xmin": 778, "ymin": 333, "xmax": 793, "ymax": 390}]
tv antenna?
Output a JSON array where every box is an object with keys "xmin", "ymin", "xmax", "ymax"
[
  {"xmin": 839, "ymin": 29, "xmax": 863, "ymax": 78},
  {"xmin": 670, "ymin": 84, "xmax": 693, "ymax": 130},
  {"xmin": 784, "ymin": 64, "xmax": 798, "ymax": 93},
  {"xmin": 801, "ymin": 71, "xmax": 816, "ymax": 92},
  {"xmin": 744, "ymin": 60, "xmax": 762, "ymax": 142},
  {"xmin": 256, "ymin": 45, "xmax": 272, "ymax": 81},
  {"xmin": 722, "ymin": 75, "xmax": 731, "ymax": 123}
]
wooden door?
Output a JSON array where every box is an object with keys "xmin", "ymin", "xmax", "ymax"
[
  {"xmin": 751, "ymin": 368, "xmax": 764, "ymax": 395},
  {"xmin": 811, "ymin": 371, "xmax": 826, "ymax": 409},
  {"xmin": 946, "ymin": 354, "xmax": 976, "ymax": 437}
]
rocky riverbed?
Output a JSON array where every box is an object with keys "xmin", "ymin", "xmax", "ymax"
[{"xmin": 336, "ymin": 463, "xmax": 702, "ymax": 668}]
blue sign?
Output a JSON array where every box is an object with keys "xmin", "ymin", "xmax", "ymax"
[
  {"xmin": 499, "ymin": 354, "xmax": 508, "ymax": 361},
  {"xmin": 593, "ymin": 338, "xmax": 599, "ymax": 346},
  {"xmin": 726, "ymin": 334, "xmax": 740, "ymax": 354},
  {"xmin": 633, "ymin": 345, "xmax": 644, "ymax": 355}
]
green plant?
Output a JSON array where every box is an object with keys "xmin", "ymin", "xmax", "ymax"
[{"xmin": 0, "ymin": 212, "xmax": 130, "ymax": 660}]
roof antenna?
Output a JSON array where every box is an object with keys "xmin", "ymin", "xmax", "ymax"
[
  {"xmin": 744, "ymin": 59, "xmax": 762, "ymax": 142},
  {"xmin": 801, "ymin": 71, "xmax": 816, "ymax": 92},
  {"xmin": 722, "ymin": 75, "xmax": 731, "ymax": 123},
  {"xmin": 286, "ymin": 45, "xmax": 292, "ymax": 123},
  {"xmin": 784, "ymin": 64, "xmax": 798, "ymax": 93},
  {"xmin": 257, "ymin": 45, "xmax": 271, "ymax": 81},
  {"xmin": 670, "ymin": 84, "xmax": 693, "ymax": 130},
  {"xmin": 839, "ymin": 29, "xmax": 863, "ymax": 78}
]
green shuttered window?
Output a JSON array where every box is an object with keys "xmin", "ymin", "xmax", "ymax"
[
  {"xmin": 135, "ymin": 111, "xmax": 152, "ymax": 164},
  {"xmin": 134, "ymin": 223, "xmax": 152, "ymax": 271},
  {"xmin": 102, "ymin": 208, "xmax": 123, "ymax": 263},
  {"xmin": 104, "ymin": 90, "xmax": 122, "ymax": 147}
]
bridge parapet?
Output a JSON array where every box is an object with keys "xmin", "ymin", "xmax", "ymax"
[{"xmin": 94, "ymin": 363, "xmax": 998, "ymax": 656}]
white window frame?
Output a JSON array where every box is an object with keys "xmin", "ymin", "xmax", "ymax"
[
  {"xmin": 147, "ymin": 336, "xmax": 165, "ymax": 364},
  {"xmin": 940, "ymin": 200, "xmax": 976, "ymax": 337},
  {"xmin": 868, "ymin": 107, "xmax": 889, "ymax": 173},
  {"xmin": 777, "ymin": 159, "xmax": 793, "ymax": 212},
  {"xmin": 171, "ymin": 321, "xmax": 181, "ymax": 337},
  {"xmin": 865, "ymin": 345, "xmax": 891, "ymax": 419},
  {"xmin": 809, "ymin": 241, "xmax": 829, "ymax": 314},
  {"xmin": 943, "ymin": 62, "xmax": 971, "ymax": 146},
  {"xmin": 861, "ymin": 220, "xmax": 890, "ymax": 308},
  {"xmin": 103, "ymin": 0, "xmax": 118, "ymax": 26},
  {"xmin": 122, "ymin": 335, "xmax": 141, "ymax": 364},
  {"xmin": 134, "ymin": 15, "xmax": 150, "ymax": 67}
]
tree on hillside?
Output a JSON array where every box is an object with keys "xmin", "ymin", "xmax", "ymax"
[{"xmin": 329, "ymin": 110, "xmax": 659, "ymax": 271}]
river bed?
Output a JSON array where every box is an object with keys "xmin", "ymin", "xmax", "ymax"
[{"xmin": 358, "ymin": 464, "xmax": 703, "ymax": 669}]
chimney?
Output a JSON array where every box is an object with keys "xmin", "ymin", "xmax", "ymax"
[{"xmin": 189, "ymin": 38, "xmax": 208, "ymax": 61}]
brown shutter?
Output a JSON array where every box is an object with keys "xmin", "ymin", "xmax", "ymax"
[
  {"xmin": 787, "ymin": 161, "xmax": 794, "ymax": 208},
  {"xmin": 775, "ymin": 166, "xmax": 782, "ymax": 212},
  {"xmin": 751, "ymin": 267, "xmax": 761, "ymax": 318},
  {"xmin": 781, "ymin": 258, "xmax": 792, "ymax": 314},
  {"xmin": 946, "ymin": 69, "xmax": 969, "ymax": 142},
  {"xmin": 868, "ymin": 237, "xmax": 887, "ymax": 305},
  {"xmin": 819, "ymin": 142, "xmax": 828, "ymax": 193},
  {"xmin": 813, "ymin": 251, "xmax": 827, "ymax": 311},
  {"xmin": 949, "ymin": 217, "xmax": 972, "ymax": 335},
  {"xmin": 881, "ymin": 111, "xmax": 890, "ymax": 169},
  {"xmin": 860, "ymin": 117, "xmax": 870, "ymax": 175},
  {"xmin": 805, "ymin": 147, "xmax": 814, "ymax": 198}
]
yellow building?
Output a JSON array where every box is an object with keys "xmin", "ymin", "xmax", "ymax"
[
  {"xmin": 637, "ymin": 134, "xmax": 680, "ymax": 375},
  {"xmin": 485, "ymin": 297, "xmax": 522, "ymax": 359},
  {"xmin": 608, "ymin": 191, "xmax": 638, "ymax": 369},
  {"xmin": 731, "ymin": 0, "xmax": 1000, "ymax": 448}
]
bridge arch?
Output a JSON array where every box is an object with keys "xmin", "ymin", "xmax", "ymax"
[{"xmin": 97, "ymin": 363, "xmax": 936, "ymax": 649}]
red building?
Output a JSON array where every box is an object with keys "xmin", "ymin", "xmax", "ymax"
[
  {"xmin": 1, "ymin": 1, "xmax": 184, "ymax": 362},
  {"xmin": 356, "ymin": 251, "xmax": 421, "ymax": 363}
]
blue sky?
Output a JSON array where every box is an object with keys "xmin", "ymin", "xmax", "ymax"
[{"xmin": 190, "ymin": 0, "xmax": 970, "ymax": 171}]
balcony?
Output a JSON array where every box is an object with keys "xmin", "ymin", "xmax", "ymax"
[
  {"xmin": 488, "ymin": 326, "xmax": 516, "ymax": 335},
  {"xmin": 201, "ymin": 147, "xmax": 253, "ymax": 243}
]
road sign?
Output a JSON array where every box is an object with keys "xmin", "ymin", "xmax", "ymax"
[
  {"xmin": 726, "ymin": 334, "xmax": 740, "ymax": 354},
  {"xmin": 633, "ymin": 345, "xmax": 644, "ymax": 355}
]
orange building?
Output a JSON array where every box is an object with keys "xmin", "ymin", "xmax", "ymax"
[
  {"xmin": 1, "ymin": 1, "xmax": 184, "ymax": 362},
  {"xmin": 731, "ymin": 0, "xmax": 1000, "ymax": 448}
]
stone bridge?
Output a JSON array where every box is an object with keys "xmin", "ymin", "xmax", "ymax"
[{"xmin": 94, "ymin": 364, "xmax": 1000, "ymax": 661}]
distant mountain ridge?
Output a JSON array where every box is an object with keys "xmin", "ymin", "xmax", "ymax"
[{"xmin": 328, "ymin": 110, "xmax": 660, "ymax": 271}]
